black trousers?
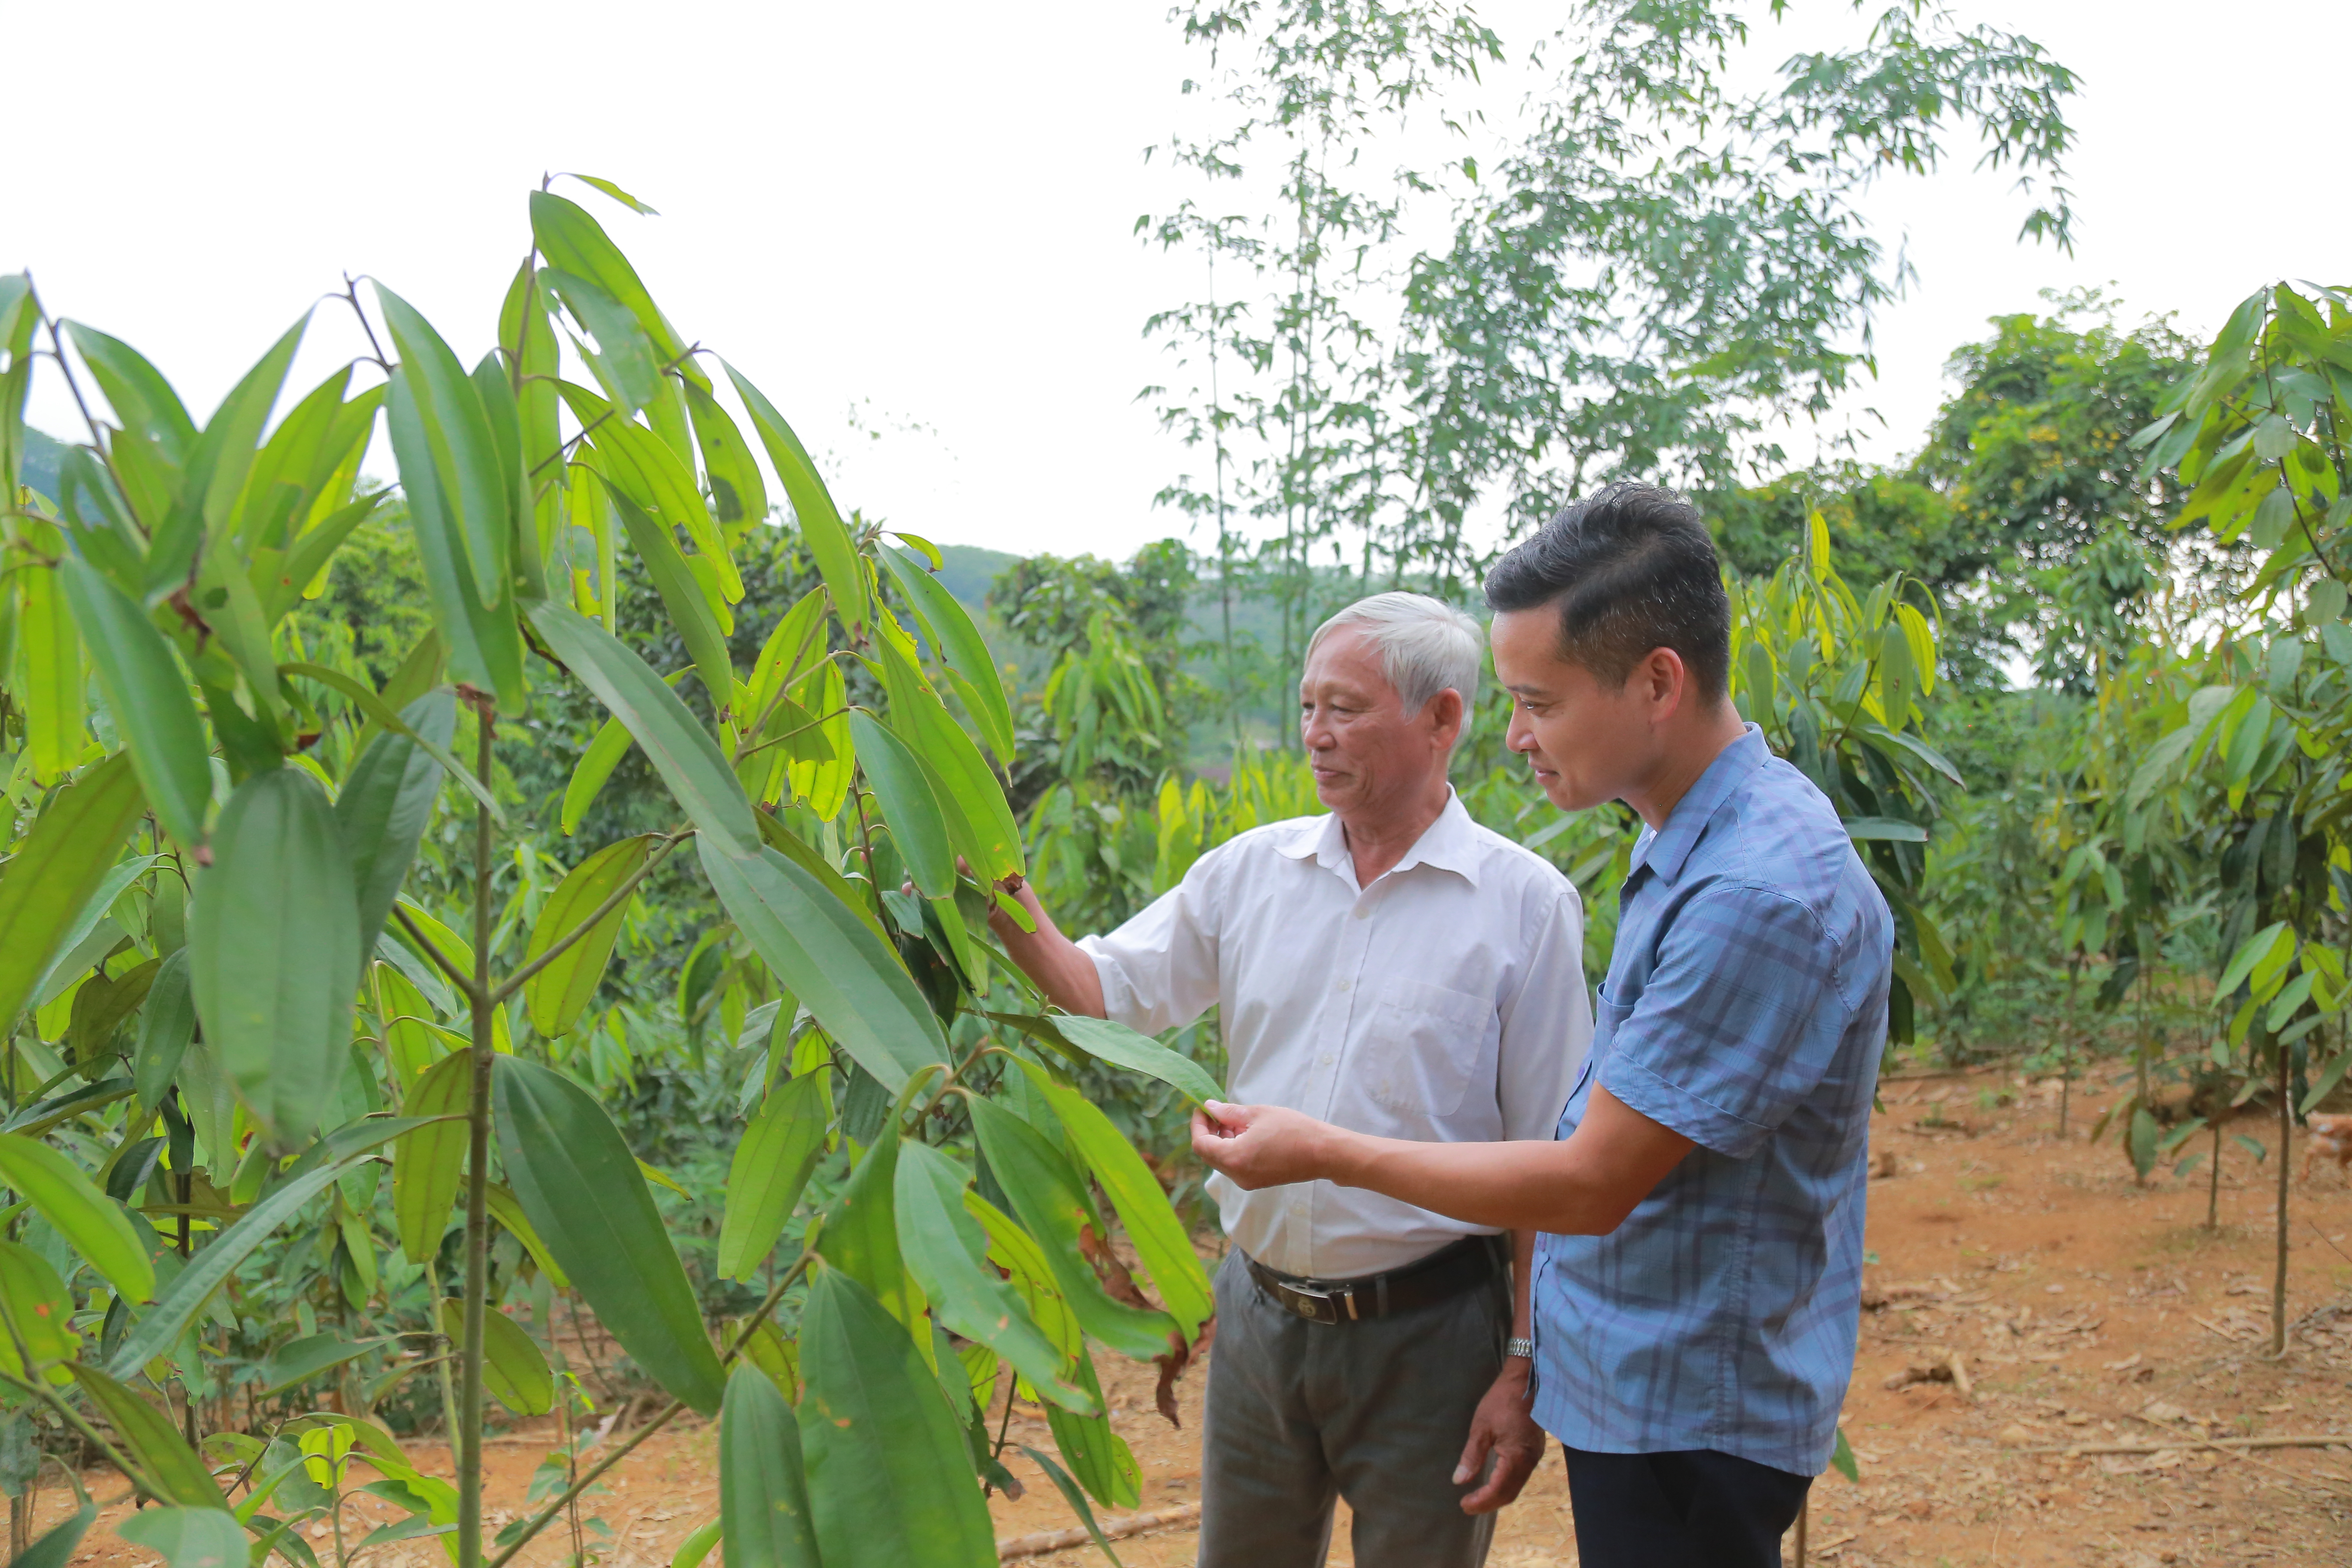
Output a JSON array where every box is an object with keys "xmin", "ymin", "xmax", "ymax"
[{"xmin": 1561, "ymin": 1446, "xmax": 1812, "ymax": 1568}]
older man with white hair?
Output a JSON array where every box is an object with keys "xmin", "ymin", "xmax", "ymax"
[{"xmin": 989, "ymin": 592, "xmax": 1592, "ymax": 1568}]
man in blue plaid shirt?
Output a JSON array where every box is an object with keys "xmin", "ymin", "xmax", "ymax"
[{"xmin": 1192, "ymin": 484, "xmax": 1892, "ymax": 1567}]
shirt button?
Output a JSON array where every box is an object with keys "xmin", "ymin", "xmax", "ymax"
[
  {"xmin": 1317, "ymin": 1053, "xmax": 1334, "ymax": 1066},
  {"xmin": 1353, "ymin": 906, "xmax": 1371, "ymax": 921},
  {"xmin": 1335, "ymin": 979, "xmax": 1352, "ymax": 993}
]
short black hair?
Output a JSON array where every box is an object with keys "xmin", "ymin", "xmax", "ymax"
[{"xmin": 1482, "ymin": 482, "xmax": 1730, "ymax": 701}]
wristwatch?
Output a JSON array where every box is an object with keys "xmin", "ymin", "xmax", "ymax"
[{"xmin": 1506, "ymin": 1336, "xmax": 1534, "ymax": 1360}]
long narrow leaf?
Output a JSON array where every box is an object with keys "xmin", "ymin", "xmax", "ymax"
[
  {"xmin": 0, "ymin": 753, "xmax": 143, "ymax": 1030},
  {"xmin": 61, "ymin": 559, "xmax": 210, "ymax": 848},
  {"xmin": 493, "ymin": 1056, "xmax": 725, "ymax": 1414}
]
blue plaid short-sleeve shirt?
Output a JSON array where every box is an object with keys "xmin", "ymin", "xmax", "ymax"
[{"xmin": 1529, "ymin": 726, "xmax": 1891, "ymax": 1476}]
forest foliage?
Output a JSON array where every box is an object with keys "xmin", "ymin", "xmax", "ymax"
[{"xmin": 0, "ymin": 5, "xmax": 2344, "ymax": 1568}]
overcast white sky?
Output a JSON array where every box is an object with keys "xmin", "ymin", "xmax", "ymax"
[{"xmin": 8, "ymin": 0, "xmax": 2346, "ymax": 563}]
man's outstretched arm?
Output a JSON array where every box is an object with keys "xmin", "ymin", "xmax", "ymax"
[
  {"xmin": 1189, "ymin": 1083, "xmax": 1694, "ymax": 1236},
  {"xmin": 985, "ymin": 878, "xmax": 1107, "ymax": 1018}
]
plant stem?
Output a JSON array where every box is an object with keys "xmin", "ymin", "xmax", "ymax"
[
  {"xmin": 484, "ymin": 1256, "xmax": 813, "ymax": 1568},
  {"xmin": 2272, "ymin": 1033, "xmax": 2290, "ymax": 1357},
  {"xmin": 487, "ymin": 830, "xmax": 687, "ymax": 1006},
  {"xmin": 2207, "ymin": 1117, "xmax": 2223, "ymax": 1232},
  {"xmin": 457, "ymin": 704, "xmax": 498, "ymax": 1568}
]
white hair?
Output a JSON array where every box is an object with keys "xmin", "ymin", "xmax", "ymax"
[{"xmin": 1307, "ymin": 592, "xmax": 1485, "ymax": 717}]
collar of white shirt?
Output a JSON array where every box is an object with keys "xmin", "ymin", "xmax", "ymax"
[{"xmin": 1270, "ymin": 786, "xmax": 1485, "ymax": 892}]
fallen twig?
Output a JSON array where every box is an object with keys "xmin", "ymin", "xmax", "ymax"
[
  {"xmin": 2009, "ymin": 1435, "xmax": 2349, "ymax": 1455},
  {"xmin": 997, "ymin": 1501, "xmax": 1201, "ymax": 1562}
]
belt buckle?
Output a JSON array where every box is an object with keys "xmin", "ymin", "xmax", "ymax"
[{"xmin": 1281, "ymin": 1283, "xmax": 1341, "ymax": 1324}]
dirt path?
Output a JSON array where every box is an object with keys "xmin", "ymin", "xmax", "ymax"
[{"xmin": 43, "ymin": 1068, "xmax": 2352, "ymax": 1567}]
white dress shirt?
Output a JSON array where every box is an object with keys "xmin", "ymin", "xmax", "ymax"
[{"xmin": 1079, "ymin": 789, "xmax": 1592, "ymax": 1278}]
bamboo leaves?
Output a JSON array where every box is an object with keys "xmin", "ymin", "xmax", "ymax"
[
  {"xmin": 493, "ymin": 1057, "xmax": 725, "ymax": 1415},
  {"xmin": 190, "ymin": 767, "xmax": 361, "ymax": 1149}
]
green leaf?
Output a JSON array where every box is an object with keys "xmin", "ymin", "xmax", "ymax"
[
  {"xmin": 0, "ymin": 1240, "xmax": 81, "ymax": 1378},
  {"xmin": 60, "ymin": 558, "xmax": 210, "ymax": 848},
  {"xmin": 64, "ymin": 324, "xmax": 195, "ymax": 467},
  {"xmin": 671, "ymin": 1519, "xmax": 722, "ymax": 1568},
  {"xmin": 848, "ymin": 713, "xmax": 955, "ymax": 899},
  {"xmin": 438, "ymin": 1299, "xmax": 553, "ymax": 1415},
  {"xmin": 19, "ymin": 551, "xmax": 86, "ymax": 784},
  {"xmin": 529, "ymin": 193, "xmax": 692, "ymax": 379},
  {"xmin": 795, "ymin": 1266, "xmax": 997, "ymax": 1568},
  {"xmin": 722, "ymin": 363, "xmax": 866, "ymax": 637},
  {"xmin": 70, "ymin": 1365, "xmax": 225, "ymax": 1505},
  {"xmin": 2300, "ymin": 1047, "xmax": 2352, "ymax": 1116},
  {"xmin": 595, "ymin": 476, "xmax": 735, "ymax": 712},
  {"xmin": 493, "ymin": 1056, "xmax": 725, "ymax": 1414},
  {"xmin": 1045, "ymin": 1014, "xmax": 1222, "ymax": 1108},
  {"xmin": 696, "ymin": 839, "xmax": 948, "ymax": 1095},
  {"xmin": 544, "ymin": 269, "xmax": 660, "ymax": 415},
  {"xmin": 525, "ymin": 836, "xmax": 654, "ymax": 1037},
  {"xmin": 332, "ymin": 690, "xmax": 461, "ymax": 957},
  {"xmin": 484, "ymin": 1182, "xmax": 569, "ymax": 1290},
  {"xmin": 107, "ymin": 1143, "xmax": 396, "ymax": 1378},
  {"xmin": 0, "ymin": 753, "xmax": 144, "ymax": 1031},
  {"xmin": 716, "ymin": 1071, "xmax": 827, "ymax": 1283},
  {"xmin": 374, "ymin": 285, "xmax": 509, "ymax": 609},
  {"xmin": 156, "ymin": 314, "xmax": 310, "ymax": 592},
  {"xmin": 1829, "ymin": 1427, "xmax": 1859, "ymax": 1482},
  {"xmin": 2217, "ymin": 921, "xmax": 2292, "ymax": 1000},
  {"xmin": 752, "ymin": 813, "xmax": 886, "ymax": 944},
  {"xmin": 1028, "ymin": 1070, "xmax": 1211, "ymax": 1340},
  {"xmin": 1841, "ymin": 816, "xmax": 1928, "ymax": 843},
  {"xmin": 893, "ymin": 1141, "xmax": 1090, "ymax": 1412},
  {"xmin": 877, "ymin": 643, "xmax": 1022, "ymax": 880},
  {"xmin": 257, "ymin": 1333, "xmax": 387, "ymax": 1397},
  {"xmin": 393, "ymin": 1050, "xmax": 472, "ymax": 1265},
  {"xmin": 1019, "ymin": 1445, "xmax": 1126, "ymax": 1567},
  {"xmin": 720, "ymin": 1363, "xmax": 821, "ymax": 1568},
  {"xmin": 115, "ymin": 1506, "xmax": 249, "ymax": 1568},
  {"xmin": 562, "ymin": 715, "xmax": 635, "ymax": 836},
  {"xmin": 684, "ymin": 380, "xmax": 768, "ymax": 529},
  {"xmin": 876, "ymin": 544, "xmax": 1013, "ymax": 761},
  {"xmin": 966, "ymin": 1096, "xmax": 1175, "ymax": 1361},
  {"xmin": 525, "ymin": 602, "xmax": 757, "ymax": 855},
  {"xmin": 14, "ymin": 1484, "xmax": 94, "ymax": 1568},
  {"xmin": 0, "ymin": 1133, "xmax": 153, "ymax": 1303},
  {"xmin": 384, "ymin": 370, "xmax": 524, "ymax": 716},
  {"xmin": 815, "ymin": 1136, "xmax": 922, "ymax": 1334},
  {"xmin": 191, "ymin": 768, "xmax": 361, "ymax": 1149},
  {"xmin": 1042, "ymin": 1352, "xmax": 1137, "ymax": 1510},
  {"xmin": 592, "ymin": 415, "xmax": 741, "ymax": 603},
  {"xmin": 133, "ymin": 947, "xmax": 198, "ymax": 1118},
  {"xmin": 558, "ymin": 174, "xmax": 660, "ymax": 216},
  {"xmin": 262, "ymin": 491, "xmax": 387, "ymax": 625}
]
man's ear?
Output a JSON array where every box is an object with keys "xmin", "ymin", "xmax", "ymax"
[
  {"xmin": 1638, "ymin": 647, "xmax": 1690, "ymax": 721},
  {"xmin": 1425, "ymin": 687, "xmax": 1466, "ymax": 747}
]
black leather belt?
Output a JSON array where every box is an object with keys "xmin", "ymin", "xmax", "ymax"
[{"xmin": 1245, "ymin": 1234, "xmax": 1503, "ymax": 1326}]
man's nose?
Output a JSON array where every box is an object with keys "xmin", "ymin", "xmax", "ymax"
[{"xmin": 1504, "ymin": 708, "xmax": 1534, "ymax": 753}]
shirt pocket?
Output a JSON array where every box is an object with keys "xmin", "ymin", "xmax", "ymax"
[{"xmin": 1362, "ymin": 977, "xmax": 1492, "ymax": 1118}]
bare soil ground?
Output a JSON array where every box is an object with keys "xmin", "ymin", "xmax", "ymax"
[{"xmin": 44, "ymin": 1066, "xmax": 2352, "ymax": 1568}]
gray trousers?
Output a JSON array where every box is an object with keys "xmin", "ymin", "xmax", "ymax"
[{"xmin": 1197, "ymin": 1247, "xmax": 1508, "ymax": 1568}]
